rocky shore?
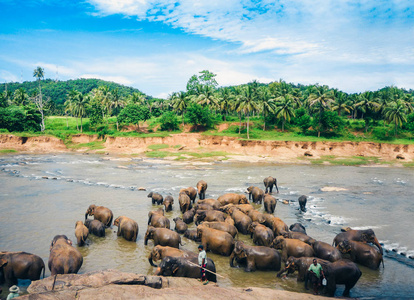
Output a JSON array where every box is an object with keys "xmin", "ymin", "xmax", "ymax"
[{"xmin": 19, "ymin": 269, "xmax": 325, "ymax": 300}]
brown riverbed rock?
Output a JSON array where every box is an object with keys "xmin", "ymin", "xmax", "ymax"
[{"xmin": 21, "ymin": 269, "xmax": 324, "ymax": 300}]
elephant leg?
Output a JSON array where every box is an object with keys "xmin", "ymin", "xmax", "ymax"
[
  {"xmin": 304, "ymin": 272, "xmax": 310, "ymax": 289},
  {"xmin": 245, "ymin": 258, "xmax": 255, "ymax": 272}
]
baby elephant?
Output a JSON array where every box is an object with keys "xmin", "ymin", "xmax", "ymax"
[
  {"xmin": 173, "ymin": 217, "xmax": 188, "ymax": 234},
  {"xmin": 148, "ymin": 192, "xmax": 163, "ymax": 205},
  {"xmin": 84, "ymin": 219, "xmax": 106, "ymax": 237},
  {"xmin": 75, "ymin": 221, "xmax": 89, "ymax": 246},
  {"xmin": 114, "ymin": 216, "xmax": 139, "ymax": 242}
]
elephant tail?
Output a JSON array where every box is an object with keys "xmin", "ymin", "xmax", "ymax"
[{"xmin": 42, "ymin": 265, "xmax": 45, "ymax": 279}]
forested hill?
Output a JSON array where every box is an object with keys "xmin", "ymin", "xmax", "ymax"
[{"xmin": 0, "ymin": 78, "xmax": 145, "ymax": 105}]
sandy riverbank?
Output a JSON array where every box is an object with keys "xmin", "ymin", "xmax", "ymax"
[{"xmin": 1, "ymin": 133, "xmax": 413, "ymax": 164}]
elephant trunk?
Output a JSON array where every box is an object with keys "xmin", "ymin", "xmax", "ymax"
[
  {"xmin": 148, "ymin": 257, "xmax": 157, "ymax": 267},
  {"xmin": 274, "ymin": 182, "xmax": 279, "ymax": 193},
  {"xmin": 276, "ymin": 267, "xmax": 287, "ymax": 277},
  {"xmin": 84, "ymin": 213, "xmax": 88, "ymax": 221},
  {"xmin": 144, "ymin": 235, "xmax": 149, "ymax": 246},
  {"xmin": 229, "ymin": 252, "xmax": 236, "ymax": 267},
  {"xmin": 373, "ymin": 236, "xmax": 383, "ymax": 255}
]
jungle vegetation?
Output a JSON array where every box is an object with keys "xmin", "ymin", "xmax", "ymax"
[{"xmin": 1, "ymin": 68, "xmax": 414, "ymax": 143}]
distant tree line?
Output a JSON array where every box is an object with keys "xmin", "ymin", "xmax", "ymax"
[{"xmin": 1, "ymin": 68, "xmax": 414, "ymax": 140}]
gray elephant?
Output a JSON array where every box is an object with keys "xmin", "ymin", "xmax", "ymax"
[
  {"xmin": 263, "ymin": 176, "xmax": 279, "ymax": 194},
  {"xmin": 248, "ymin": 222, "xmax": 274, "ymax": 247},
  {"xmin": 0, "ymin": 252, "xmax": 45, "ymax": 286},
  {"xmin": 48, "ymin": 235, "xmax": 83, "ymax": 275},
  {"xmin": 333, "ymin": 228, "xmax": 383, "ymax": 255},
  {"xmin": 148, "ymin": 208, "xmax": 170, "ymax": 229},
  {"xmin": 85, "ymin": 204, "xmax": 113, "ymax": 227},
  {"xmin": 114, "ymin": 216, "xmax": 139, "ymax": 242},
  {"xmin": 178, "ymin": 191, "xmax": 192, "ymax": 213},
  {"xmin": 230, "ymin": 241, "xmax": 281, "ymax": 272},
  {"xmin": 148, "ymin": 192, "xmax": 163, "ymax": 205},
  {"xmin": 173, "ymin": 217, "xmax": 188, "ymax": 234},
  {"xmin": 298, "ymin": 195, "xmax": 307, "ymax": 212},
  {"xmin": 337, "ymin": 239, "xmax": 384, "ymax": 270},
  {"xmin": 144, "ymin": 226, "xmax": 182, "ymax": 249},
  {"xmin": 263, "ymin": 194, "xmax": 277, "ymax": 214},
  {"xmin": 84, "ymin": 219, "xmax": 105, "ymax": 237},
  {"xmin": 196, "ymin": 180, "xmax": 208, "ymax": 200},
  {"xmin": 162, "ymin": 195, "xmax": 174, "ymax": 212},
  {"xmin": 313, "ymin": 241, "xmax": 342, "ymax": 262},
  {"xmin": 197, "ymin": 225, "xmax": 235, "ymax": 256},
  {"xmin": 179, "ymin": 187, "xmax": 197, "ymax": 203},
  {"xmin": 272, "ymin": 236, "xmax": 314, "ymax": 262},
  {"xmin": 75, "ymin": 221, "xmax": 89, "ymax": 246},
  {"xmin": 246, "ymin": 186, "xmax": 265, "ymax": 204},
  {"xmin": 289, "ymin": 223, "xmax": 307, "ymax": 234},
  {"xmin": 182, "ymin": 208, "xmax": 196, "ymax": 224}
]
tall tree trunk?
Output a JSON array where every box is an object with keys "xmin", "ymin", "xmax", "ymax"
[
  {"xmin": 66, "ymin": 116, "xmax": 69, "ymax": 129},
  {"xmin": 247, "ymin": 114, "xmax": 250, "ymax": 139},
  {"xmin": 80, "ymin": 117, "xmax": 83, "ymax": 133},
  {"xmin": 282, "ymin": 119, "xmax": 285, "ymax": 132},
  {"xmin": 76, "ymin": 117, "xmax": 79, "ymax": 131},
  {"xmin": 239, "ymin": 113, "xmax": 241, "ymax": 134}
]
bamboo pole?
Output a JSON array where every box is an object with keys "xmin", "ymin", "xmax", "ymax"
[{"xmin": 186, "ymin": 260, "xmax": 225, "ymax": 278}]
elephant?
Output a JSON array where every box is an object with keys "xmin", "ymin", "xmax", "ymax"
[
  {"xmin": 197, "ymin": 225, "xmax": 235, "ymax": 256},
  {"xmin": 194, "ymin": 210, "xmax": 227, "ymax": 225},
  {"xmin": 298, "ymin": 195, "xmax": 307, "ymax": 212},
  {"xmin": 337, "ymin": 239, "xmax": 384, "ymax": 270},
  {"xmin": 324, "ymin": 259, "xmax": 362, "ymax": 297},
  {"xmin": 313, "ymin": 241, "xmax": 342, "ymax": 262},
  {"xmin": 114, "ymin": 216, "xmax": 139, "ymax": 242},
  {"xmin": 224, "ymin": 206, "xmax": 252, "ymax": 235},
  {"xmin": 75, "ymin": 221, "xmax": 89, "ymax": 246},
  {"xmin": 180, "ymin": 187, "xmax": 197, "ymax": 203},
  {"xmin": 148, "ymin": 192, "xmax": 163, "ymax": 205},
  {"xmin": 48, "ymin": 235, "xmax": 83, "ymax": 275},
  {"xmin": 225, "ymin": 215, "xmax": 235, "ymax": 226},
  {"xmin": 333, "ymin": 228, "xmax": 383, "ymax": 255},
  {"xmin": 196, "ymin": 198, "xmax": 221, "ymax": 210},
  {"xmin": 217, "ymin": 193, "xmax": 249, "ymax": 206},
  {"xmin": 0, "ymin": 252, "xmax": 45, "ymax": 286},
  {"xmin": 201, "ymin": 222, "xmax": 238, "ymax": 238},
  {"xmin": 155, "ymin": 256, "xmax": 217, "ymax": 282},
  {"xmin": 277, "ymin": 256, "xmax": 330, "ymax": 282},
  {"xmin": 197, "ymin": 180, "xmax": 208, "ymax": 200},
  {"xmin": 85, "ymin": 204, "xmax": 113, "ymax": 227},
  {"xmin": 289, "ymin": 223, "xmax": 307, "ymax": 234},
  {"xmin": 283, "ymin": 231, "xmax": 316, "ymax": 245},
  {"xmin": 148, "ymin": 208, "xmax": 170, "ymax": 229},
  {"xmin": 182, "ymin": 208, "xmax": 196, "ymax": 224},
  {"xmin": 84, "ymin": 219, "xmax": 105, "ymax": 237},
  {"xmin": 263, "ymin": 176, "xmax": 279, "ymax": 194},
  {"xmin": 246, "ymin": 186, "xmax": 265, "ymax": 204},
  {"xmin": 230, "ymin": 241, "xmax": 281, "ymax": 272},
  {"xmin": 194, "ymin": 203, "xmax": 214, "ymax": 211},
  {"xmin": 270, "ymin": 216, "xmax": 289, "ymax": 236},
  {"xmin": 144, "ymin": 226, "xmax": 182, "ymax": 249},
  {"xmin": 162, "ymin": 195, "xmax": 174, "ymax": 212},
  {"xmin": 248, "ymin": 222, "xmax": 274, "ymax": 247},
  {"xmin": 178, "ymin": 191, "xmax": 192, "ymax": 213},
  {"xmin": 234, "ymin": 204, "xmax": 255, "ymax": 215},
  {"xmin": 183, "ymin": 229, "xmax": 201, "ymax": 242},
  {"xmin": 248, "ymin": 210, "xmax": 265, "ymax": 224},
  {"xmin": 272, "ymin": 236, "xmax": 315, "ymax": 262},
  {"xmin": 148, "ymin": 245, "xmax": 197, "ymax": 267},
  {"xmin": 173, "ymin": 217, "xmax": 188, "ymax": 234},
  {"xmin": 263, "ymin": 194, "xmax": 277, "ymax": 214}
]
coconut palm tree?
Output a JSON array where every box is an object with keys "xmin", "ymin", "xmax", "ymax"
[
  {"xmin": 65, "ymin": 89, "xmax": 80, "ymax": 130},
  {"xmin": 274, "ymin": 94, "xmax": 295, "ymax": 132},
  {"xmin": 383, "ymin": 100, "xmax": 408, "ymax": 136},
  {"xmin": 195, "ymin": 85, "xmax": 218, "ymax": 111},
  {"xmin": 331, "ymin": 90, "xmax": 351, "ymax": 116},
  {"xmin": 110, "ymin": 88, "xmax": 126, "ymax": 131},
  {"xmin": 235, "ymin": 85, "xmax": 259, "ymax": 139},
  {"xmin": 307, "ymin": 85, "xmax": 334, "ymax": 137},
  {"xmin": 73, "ymin": 92, "xmax": 90, "ymax": 133},
  {"xmin": 258, "ymin": 86, "xmax": 275, "ymax": 130},
  {"xmin": 171, "ymin": 91, "xmax": 190, "ymax": 127},
  {"xmin": 356, "ymin": 92, "xmax": 379, "ymax": 132},
  {"xmin": 217, "ymin": 87, "xmax": 233, "ymax": 121},
  {"xmin": 13, "ymin": 88, "xmax": 28, "ymax": 106}
]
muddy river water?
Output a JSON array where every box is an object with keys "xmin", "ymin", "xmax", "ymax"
[{"xmin": 1, "ymin": 154, "xmax": 413, "ymax": 298}]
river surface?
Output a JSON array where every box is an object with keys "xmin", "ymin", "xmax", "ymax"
[{"xmin": 1, "ymin": 154, "xmax": 413, "ymax": 298}]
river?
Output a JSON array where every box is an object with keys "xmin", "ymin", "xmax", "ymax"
[{"xmin": 0, "ymin": 154, "xmax": 413, "ymax": 298}]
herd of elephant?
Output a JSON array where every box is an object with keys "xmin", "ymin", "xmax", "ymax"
[{"xmin": 0, "ymin": 176, "xmax": 384, "ymax": 297}]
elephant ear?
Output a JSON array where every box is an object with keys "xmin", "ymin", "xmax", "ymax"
[{"xmin": 0, "ymin": 258, "xmax": 7, "ymax": 267}]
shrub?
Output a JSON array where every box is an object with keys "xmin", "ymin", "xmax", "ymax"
[
  {"xmin": 372, "ymin": 127, "xmax": 395, "ymax": 141},
  {"xmin": 159, "ymin": 112, "xmax": 179, "ymax": 131}
]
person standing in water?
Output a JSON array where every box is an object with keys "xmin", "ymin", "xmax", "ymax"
[
  {"xmin": 308, "ymin": 258, "xmax": 325, "ymax": 295},
  {"xmin": 198, "ymin": 245, "xmax": 208, "ymax": 285}
]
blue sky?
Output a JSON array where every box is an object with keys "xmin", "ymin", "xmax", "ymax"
[{"xmin": 0, "ymin": 0, "xmax": 413, "ymax": 98}]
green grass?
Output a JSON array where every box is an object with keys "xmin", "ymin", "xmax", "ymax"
[
  {"xmin": 307, "ymin": 155, "xmax": 383, "ymax": 166},
  {"xmin": 0, "ymin": 149, "xmax": 17, "ymax": 153},
  {"xmin": 66, "ymin": 141, "xmax": 105, "ymax": 151},
  {"xmin": 147, "ymin": 144, "xmax": 170, "ymax": 150}
]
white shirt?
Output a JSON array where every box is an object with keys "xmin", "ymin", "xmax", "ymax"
[{"xmin": 198, "ymin": 250, "xmax": 207, "ymax": 265}]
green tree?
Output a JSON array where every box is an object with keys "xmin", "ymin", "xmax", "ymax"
[
  {"xmin": 171, "ymin": 91, "xmax": 190, "ymax": 127},
  {"xmin": 88, "ymin": 101, "xmax": 104, "ymax": 131},
  {"xmin": 118, "ymin": 104, "xmax": 151, "ymax": 130},
  {"xmin": 307, "ymin": 85, "xmax": 334, "ymax": 137},
  {"xmin": 331, "ymin": 90, "xmax": 351, "ymax": 116},
  {"xmin": 234, "ymin": 85, "xmax": 259, "ymax": 139},
  {"xmin": 274, "ymin": 94, "xmax": 295, "ymax": 132},
  {"xmin": 159, "ymin": 111, "xmax": 180, "ymax": 131},
  {"xmin": 110, "ymin": 88, "xmax": 126, "ymax": 131},
  {"xmin": 217, "ymin": 87, "xmax": 233, "ymax": 121},
  {"xmin": 258, "ymin": 86, "xmax": 275, "ymax": 130},
  {"xmin": 184, "ymin": 103, "xmax": 215, "ymax": 130},
  {"xmin": 383, "ymin": 100, "xmax": 408, "ymax": 136},
  {"xmin": 13, "ymin": 88, "xmax": 28, "ymax": 106},
  {"xmin": 317, "ymin": 110, "xmax": 345, "ymax": 136},
  {"xmin": 356, "ymin": 92, "xmax": 379, "ymax": 132}
]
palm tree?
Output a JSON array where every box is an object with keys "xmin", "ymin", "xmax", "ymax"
[
  {"xmin": 195, "ymin": 85, "xmax": 218, "ymax": 111},
  {"xmin": 331, "ymin": 91, "xmax": 351, "ymax": 116},
  {"xmin": 275, "ymin": 94, "xmax": 295, "ymax": 132},
  {"xmin": 110, "ymin": 88, "xmax": 126, "ymax": 131},
  {"xmin": 73, "ymin": 92, "xmax": 90, "ymax": 133},
  {"xmin": 217, "ymin": 87, "xmax": 233, "ymax": 121},
  {"xmin": 258, "ymin": 86, "xmax": 275, "ymax": 130},
  {"xmin": 383, "ymin": 100, "xmax": 408, "ymax": 136},
  {"xmin": 33, "ymin": 66, "xmax": 46, "ymax": 131},
  {"xmin": 13, "ymin": 88, "xmax": 28, "ymax": 106},
  {"xmin": 307, "ymin": 85, "xmax": 334, "ymax": 137},
  {"xmin": 171, "ymin": 91, "xmax": 190, "ymax": 127},
  {"xmin": 65, "ymin": 89, "xmax": 79, "ymax": 130},
  {"xmin": 97, "ymin": 85, "xmax": 112, "ymax": 123},
  {"xmin": 235, "ymin": 85, "xmax": 259, "ymax": 139},
  {"xmin": 356, "ymin": 92, "xmax": 379, "ymax": 132}
]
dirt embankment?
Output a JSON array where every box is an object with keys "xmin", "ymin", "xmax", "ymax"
[
  {"xmin": 20, "ymin": 269, "xmax": 324, "ymax": 300},
  {"xmin": 1, "ymin": 133, "xmax": 413, "ymax": 162}
]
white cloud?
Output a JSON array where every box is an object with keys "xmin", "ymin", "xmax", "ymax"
[{"xmin": 0, "ymin": 70, "xmax": 19, "ymax": 83}]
